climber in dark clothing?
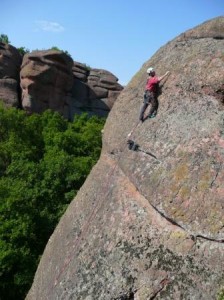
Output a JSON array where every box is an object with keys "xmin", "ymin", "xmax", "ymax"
[{"xmin": 139, "ymin": 67, "xmax": 170, "ymax": 121}]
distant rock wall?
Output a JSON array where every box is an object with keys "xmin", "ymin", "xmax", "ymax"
[
  {"xmin": 71, "ymin": 62, "xmax": 123, "ymax": 117},
  {"xmin": 0, "ymin": 47, "xmax": 123, "ymax": 119},
  {"xmin": 0, "ymin": 42, "xmax": 22, "ymax": 107}
]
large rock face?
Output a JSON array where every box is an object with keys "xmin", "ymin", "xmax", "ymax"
[
  {"xmin": 18, "ymin": 51, "xmax": 123, "ymax": 119},
  {"xmin": 0, "ymin": 42, "xmax": 22, "ymax": 107},
  {"xmin": 0, "ymin": 45, "xmax": 123, "ymax": 118},
  {"xmin": 26, "ymin": 17, "xmax": 224, "ymax": 299},
  {"xmin": 20, "ymin": 50, "xmax": 74, "ymax": 118}
]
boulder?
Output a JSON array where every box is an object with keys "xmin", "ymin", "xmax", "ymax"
[
  {"xmin": 20, "ymin": 50, "xmax": 74, "ymax": 118},
  {"xmin": 27, "ymin": 16, "xmax": 224, "ymax": 300},
  {"xmin": 0, "ymin": 42, "xmax": 22, "ymax": 106}
]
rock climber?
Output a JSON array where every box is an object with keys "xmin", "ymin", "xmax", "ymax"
[{"xmin": 139, "ymin": 67, "xmax": 170, "ymax": 121}]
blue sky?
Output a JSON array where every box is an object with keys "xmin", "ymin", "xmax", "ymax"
[{"xmin": 1, "ymin": 0, "xmax": 223, "ymax": 85}]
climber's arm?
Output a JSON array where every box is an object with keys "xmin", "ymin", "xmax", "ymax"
[{"xmin": 158, "ymin": 71, "xmax": 170, "ymax": 82}]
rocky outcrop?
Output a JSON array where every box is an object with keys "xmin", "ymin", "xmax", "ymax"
[
  {"xmin": 71, "ymin": 62, "xmax": 123, "ymax": 117},
  {"xmin": 20, "ymin": 50, "xmax": 74, "ymax": 118},
  {"xmin": 25, "ymin": 16, "xmax": 224, "ymax": 299},
  {"xmin": 0, "ymin": 42, "xmax": 22, "ymax": 107},
  {"xmin": 0, "ymin": 47, "xmax": 123, "ymax": 118}
]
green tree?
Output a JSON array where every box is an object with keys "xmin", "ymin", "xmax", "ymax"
[
  {"xmin": 50, "ymin": 46, "xmax": 72, "ymax": 57},
  {"xmin": 0, "ymin": 34, "xmax": 10, "ymax": 44},
  {"xmin": 0, "ymin": 104, "xmax": 105, "ymax": 299},
  {"xmin": 17, "ymin": 47, "xmax": 30, "ymax": 56},
  {"xmin": 51, "ymin": 46, "xmax": 60, "ymax": 51}
]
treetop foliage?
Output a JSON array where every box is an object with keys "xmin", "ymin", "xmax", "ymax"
[
  {"xmin": 0, "ymin": 104, "xmax": 105, "ymax": 299},
  {"xmin": 0, "ymin": 34, "xmax": 10, "ymax": 44}
]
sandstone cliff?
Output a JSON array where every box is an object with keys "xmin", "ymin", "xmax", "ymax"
[
  {"xmin": 26, "ymin": 17, "xmax": 224, "ymax": 299},
  {"xmin": 0, "ymin": 47, "xmax": 123, "ymax": 119}
]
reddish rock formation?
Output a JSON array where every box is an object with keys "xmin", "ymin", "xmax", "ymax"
[
  {"xmin": 71, "ymin": 63, "xmax": 123, "ymax": 117},
  {"xmin": 20, "ymin": 50, "xmax": 74, "ymax": 118},
  {"xmin": 24, "ymin": 16, "xmax": 224, "ymax": 299},
  {"xmin": 19, "ymin": 53, "xmax": 123, "ymax": 118},
  {"xmin": 0, "ymin": 47, "xmax": 123, "ymax": 118},
  {"xmin": 0, "ymin": 42, "xmax": 22, "ymax": 107}
]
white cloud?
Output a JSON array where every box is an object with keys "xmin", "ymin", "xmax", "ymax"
[{"xmin": 35, "ymin": 20, "xmax": 65, "ymax": 32}]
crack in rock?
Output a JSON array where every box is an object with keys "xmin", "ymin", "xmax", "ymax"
[
  {"xmin": 149, "ymin": 201, "xmax": 224, "ymax": 244},
  {"xmin": 210, "ymin": 164, "xmax": 222, "ymax": 188}
]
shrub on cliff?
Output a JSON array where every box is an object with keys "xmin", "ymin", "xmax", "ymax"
[
  {"xmin": 0, "ymin": 34, "xmax": 10, "ymax": 44},
  {"xmin": 0, "ymin": 104, "xmax": 105, "ymax": 300},
  {"xmin": 17, "ymin": 46, "xmax": 30, "ymax": 56},
  {"xmin": 51, "ymin": 46, "xmax": 72, "ymax": 57}
]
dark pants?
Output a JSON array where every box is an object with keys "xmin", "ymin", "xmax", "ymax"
[{"xmin": 139, "ymin": 90, "xmax": 158, "ymax": 121}]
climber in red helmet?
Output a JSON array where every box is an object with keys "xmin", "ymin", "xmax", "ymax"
[{"xmin": 139, "ymin": 67, "xmax": 170, "ymax": 122}]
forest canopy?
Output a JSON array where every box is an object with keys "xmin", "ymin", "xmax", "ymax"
[{"xmin": 0, "ymin": 105, "xmax": 105, "ymax": 299}]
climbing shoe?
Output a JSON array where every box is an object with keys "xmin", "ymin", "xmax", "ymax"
[
  {"xmin": 148, "ymin": 114, "xmax": 155, "ymax": 119},
  {"xmin": 148, "ymin": 112, "xmax": 157, "ymax": 118}
]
